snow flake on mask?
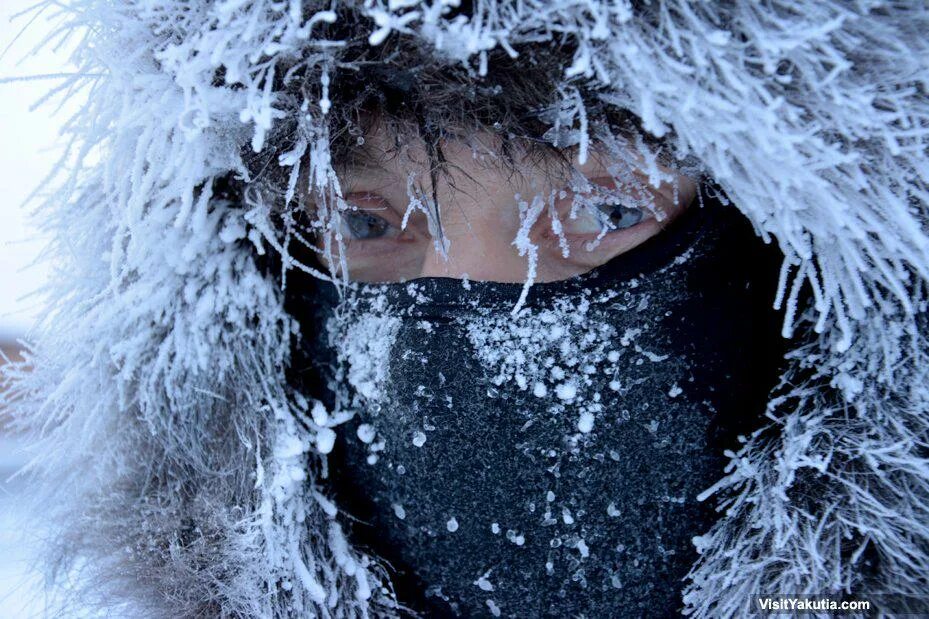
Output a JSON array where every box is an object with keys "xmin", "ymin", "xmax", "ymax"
[
  {"xmin": 465, "ymin": 291, "xmax": 638, "ymax": 435},
  {"xmin": 473, "ymin": 570, "xmax": 494, "ymax": 592}
]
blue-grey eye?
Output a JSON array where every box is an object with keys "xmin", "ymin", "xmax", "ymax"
[
  {"xmin": 596, "ymin": 203, "xmax": 644, "ymax": 231},
  {"xmin": 341, "ymin": 210, "xmax": 392, "ymax": 239}
]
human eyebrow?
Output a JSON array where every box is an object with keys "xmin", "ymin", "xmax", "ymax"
[{"xmin": 337, "ymin": 144, "xmax": 399, "ymax": 190}]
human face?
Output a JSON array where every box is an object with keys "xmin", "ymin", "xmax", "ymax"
[{"xmin": 312, "ymin": 124, "xmax": 697, "ymax": 283}]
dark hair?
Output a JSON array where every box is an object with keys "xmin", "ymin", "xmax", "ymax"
[
  {"xmin": 234, "ymin": 4, "xmax": 685, "ymax": 207},
  {"xmin": 222, "ymin": 3, "xmax": 705, "ymax": 287}
]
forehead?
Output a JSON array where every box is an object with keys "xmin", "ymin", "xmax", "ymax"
[{"xmin": 336, "ymin": 121, "xmax": 615, "ymax": 199}]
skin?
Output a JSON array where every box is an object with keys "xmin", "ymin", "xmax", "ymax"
[{"xmin": 312, "ymin": 122, "xmax": 697, "ymax": 282}]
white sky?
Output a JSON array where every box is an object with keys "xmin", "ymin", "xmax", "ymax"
[
  {"xmin": 0, "ymin": 8, "xmax": 87, "ymax": 615},
  {"xmin": 0, "ymin": 0, "xmax": 82, "ymax": 339}
]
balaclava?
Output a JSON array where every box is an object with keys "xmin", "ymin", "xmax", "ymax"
[{"xmin": 297, "ymin": 199, "xmax": 785, "ymax": 616}]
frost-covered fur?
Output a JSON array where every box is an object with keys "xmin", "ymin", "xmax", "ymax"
[{"xmin": 2, "ymin": 1, "xmax": 928, "ymax": 617}]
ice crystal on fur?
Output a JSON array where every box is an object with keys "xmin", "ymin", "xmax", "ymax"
[{"xmin": 1, "ymin": 0, "xmax": 926, "ymax": 616}]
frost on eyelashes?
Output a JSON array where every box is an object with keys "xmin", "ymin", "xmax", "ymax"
[{"xmin": 507, "ymin": 135, "xmax": 688, "ymax": 314}]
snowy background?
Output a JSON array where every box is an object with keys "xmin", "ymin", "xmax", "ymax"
[{"xmin": 1, "ymin": 1, "xmax": 79, "ymax": 616}]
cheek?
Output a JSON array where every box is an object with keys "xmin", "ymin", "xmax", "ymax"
[
  {"xmin": 573, "ymin": 217, "xmax": 664, "ymax": 263},
  {"xmin": 320, "ymin": 234, "xmax": 427, "ymax": 282},
  {"xmin": 535, "ymin": 216, "xmax": 664, "ymax": 272}
]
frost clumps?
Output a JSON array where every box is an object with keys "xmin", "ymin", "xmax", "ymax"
[
  {"xmin": 325, "ymin": 289, "xmax": 401, "ymax": 468},
  {"xmin": 466, "ymin": 291, "xmax": 627, "ymax": 435},
  {"xmin": 328, "ymin": 291, "xmax": 400, "ymax": 404}
]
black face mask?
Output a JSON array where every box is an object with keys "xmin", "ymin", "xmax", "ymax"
[{"xmin": 298, "ymin": 202, "xmax": 785, "ymax": 617}]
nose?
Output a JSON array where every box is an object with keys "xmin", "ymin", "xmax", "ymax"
[{"xmin": 417, "ymin": 214, "xmax": 534, "ymax": 282}]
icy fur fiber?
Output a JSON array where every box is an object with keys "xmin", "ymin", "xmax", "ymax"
[{"xmin": 1, "ymin": 1, "xmax": 927, "ymax": 617}]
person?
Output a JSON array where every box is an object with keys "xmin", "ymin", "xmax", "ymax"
[
  {"xmin": 288, "ymin": 117, "xmax": 787, "ymax": 616},
  {"xmin": 4, "ymin": 1, "xmax": 927, "ymax": 617}
]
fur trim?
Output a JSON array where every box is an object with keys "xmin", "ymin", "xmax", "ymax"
[{"xmin": 2, "ymin": 1, "xmax": 927, "ymax": 616}]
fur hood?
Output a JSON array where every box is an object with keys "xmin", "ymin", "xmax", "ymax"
[{"xmin": 4, "ymin": 1, "xmax": 928, "ymax": 616}]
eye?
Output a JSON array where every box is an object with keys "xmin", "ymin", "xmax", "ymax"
[
  {"xmin": 317, "ymin": 193, "xmax": 424, "ymax": 282},
  {"xmin": 593, "ymin": 201, "xmax": 645, "ymax": 231},
  {"xmin": 561, "ymin": 198, "xmax": 651, "ymax": 236},
  {"xmin": 339, "ymin": 209, "xmax": 394, "ymax": 240}
]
